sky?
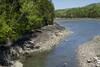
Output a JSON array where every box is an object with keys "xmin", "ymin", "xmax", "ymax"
[{"xmin": 52, "ymin": 0, "xmax": 100, "ymax": 10}]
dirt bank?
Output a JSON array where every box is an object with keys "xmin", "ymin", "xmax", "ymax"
[{"xmin": 77, "ymin": 36, "xmax": 100, "ymax": 67}]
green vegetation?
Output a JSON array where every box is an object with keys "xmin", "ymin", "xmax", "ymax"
[
  {"xmin": 55, "ymin": 3, "xmax": 100, "ymax": 18},
  {"xmin": 0, "ymin": 0, "xmax": 54, "ymax": 44}
]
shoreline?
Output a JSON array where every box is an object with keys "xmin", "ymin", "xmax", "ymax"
[
  {"xmin": 77, "ymin": 36, "xmax": 100, "ymax": 67},
  {"xmin": 55, "ymin": 18, "xmax": 100, "ymax": 21},
  {"xmin": 0, "ymin": 24, "xmax": 71, "ymax": 67}
]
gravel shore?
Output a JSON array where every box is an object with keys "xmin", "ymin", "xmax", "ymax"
[
  {"xmin": 32, "ymin": 25, "xmax": 70, "ymax": 52},
  {"xmin": 77, "ymin": 36, "xmax": 100, "ymax": 67}
]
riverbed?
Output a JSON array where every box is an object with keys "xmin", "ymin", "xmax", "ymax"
[{"xmin": 23, "ymin": 19, "xmax": 100, "ymax": 67}]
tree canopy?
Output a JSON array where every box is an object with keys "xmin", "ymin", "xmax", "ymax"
[
  {"xmin": 55, "ymin": 3, "xmax": 100, "ymax": 18},
  {"xmin": 0, "ymin": 0, "xmax": 54, "ymax": 44}
]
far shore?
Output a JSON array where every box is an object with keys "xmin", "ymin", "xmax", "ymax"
[{"xmin": 55, "ymin": 18, "xmax": 100, "ymax": 20}]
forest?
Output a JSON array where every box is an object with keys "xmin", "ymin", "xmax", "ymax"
[
  {"xmin": 0, "ymin": 0, "xmax": 54, "ymax": 44},
  {"xmin": 55, "ymin": 3, "xmax": 100, "ymax": 18}
]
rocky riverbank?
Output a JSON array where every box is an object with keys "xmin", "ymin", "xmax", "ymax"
[
  {"xmin": 77, "ymin": 36, "xmax": 100, "ymax": 67},
  {"xmin": 0, "ymin": 24, "xmax": 70, "ymax": 67}
]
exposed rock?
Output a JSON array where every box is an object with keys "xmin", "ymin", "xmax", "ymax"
[
  {"xmin": 94, "ymin": 57, "xmax": 100, "ymax": 67},
  {"xmin": 87, "ymin": 59, "xmax": 92, "ymax": 63},
  {"xmin": 0, "ymin": 46, "xmax": 13, "ymax": 66},
  {"xmin": 11, "ymin": 61, "xmax": 23, "ymax": 67}
]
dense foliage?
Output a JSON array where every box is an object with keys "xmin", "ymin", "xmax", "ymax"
[
  {"xmin": 0, "ymin": 0, "xmax": 54, "ymax": 44},
  {"xmin": 55, "ymin": 3, "xmax": 100, "ymax": 18}
]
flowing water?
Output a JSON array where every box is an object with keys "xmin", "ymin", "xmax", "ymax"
[{"xmin": 24, "ymin": 19, "xmax": 100, "ymax": 67}]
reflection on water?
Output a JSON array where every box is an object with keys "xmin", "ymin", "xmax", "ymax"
[{"xmin": 24, "ymin": 19, "xmax": 100, "ymax": 67}]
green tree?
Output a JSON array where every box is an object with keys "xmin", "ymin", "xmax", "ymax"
[
  {"xmin": 0, "ymin": 0, "xmax": 54, "ymax": 44},
  {"xmin": 55, "ymin": 3, "xmax": 100, "ymax": 18}
]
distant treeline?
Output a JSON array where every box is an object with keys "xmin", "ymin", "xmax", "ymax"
[
  {"xmin": 0, "ymin": 0, "xmax": 54, "ymax": 44},
  {"xmin": 55, "ymin": 3, "xmax": 100, "ymax": 18}
]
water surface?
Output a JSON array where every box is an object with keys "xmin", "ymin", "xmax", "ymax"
[{"xmin": 24, "ymin": 19, "xmax": 100, "ymax": 67}]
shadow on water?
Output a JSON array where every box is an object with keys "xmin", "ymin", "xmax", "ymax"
[{"xmin": 24, "ymin": 19, "xmax": 100, "ymax": 67}]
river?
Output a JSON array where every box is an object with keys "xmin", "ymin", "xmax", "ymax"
[{"xmin": 24, "ymin": 19, "xmax": 100, "ymax": 67}]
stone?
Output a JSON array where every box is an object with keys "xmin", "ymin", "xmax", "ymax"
[
  {"xmin": 93, "ymin": 57, "xmax": 100, "ymax": 62},
  {"xmin": 34, "ymin": 46, "xmax": 40, "ymax": 49},
  {"xmin": 63, "ymin": 62, "xmax": 67, "ymax": 67},
  {"xmin": 87, "ymin": 59, "xmax": 92, "ymax": 63},
  {"xmin": 96, "ymin": 63, "xmax": 100, "ymax": 67},
  {"xmin": 12, "ymin": 61, "xmax": 23, "ymax": 67}
]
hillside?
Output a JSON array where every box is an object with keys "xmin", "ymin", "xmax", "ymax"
[{"xmin": 55, "ymin": 3, "xmax": 100, "ymax": 18}]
